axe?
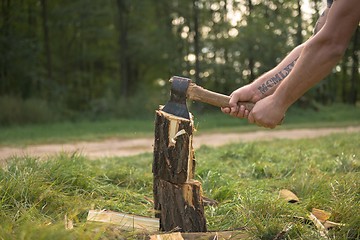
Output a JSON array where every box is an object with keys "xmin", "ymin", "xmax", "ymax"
[{"xmin": 162, "ymin": 76, "xmax": 254, "ymax": 119}]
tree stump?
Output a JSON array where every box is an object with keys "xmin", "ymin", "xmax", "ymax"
[{"xmin": 153, "ymin": 109, "xmax": 207, "ymax": 232}]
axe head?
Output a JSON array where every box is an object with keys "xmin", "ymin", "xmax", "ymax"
[{"xmin": 162, "ymin": 76, "xmax": 191, "ymax": 119}]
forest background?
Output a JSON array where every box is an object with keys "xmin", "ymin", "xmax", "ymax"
[{"xmin": 0, "ymin": 0, "xmax": 359, "ymax": 126}]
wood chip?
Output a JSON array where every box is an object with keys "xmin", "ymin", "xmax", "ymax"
[
  {"xmin": 64, "ymin": 214, "xmax": 74, "ymax": 230},
  {"xmin": 308, "ymin": 212, "xmax": 329, "ymax": 239},
  {"xmin": 311, "ymin": 208, "xmax": 331, "ymax": 222},
  {"xmin": 278, "ymin": 189, "xmax": 300, "ymax": 203},
  {"xmin": 323, "ymin": 220, "xmax": 346, "ymax": 229}
]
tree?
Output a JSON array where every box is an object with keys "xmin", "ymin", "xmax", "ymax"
[
  {"xmin": 40, "ymin": 0, "xmax": 52, "ymax": 88},
  {"xmin": 348, "ymin": 26, "xmax": 359, "ymax": 105}
]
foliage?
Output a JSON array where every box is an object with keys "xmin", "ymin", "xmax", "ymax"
[
  {"xmin": 0, "ymin": 133, "xmax": 359, "ymax": 239},
  {"xmin": 1, "ymin": 0, "xmax": 358, "ymax": 126},
  {"xmin": 0, "ymin": 96, "xmax": 59, "ymax": 126}
]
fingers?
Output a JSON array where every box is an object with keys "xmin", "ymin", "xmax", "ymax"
[
  {"xmin": 222, "ymin": 104, "xmax": 249, "ymax": 119},
  {"xmin": 229, "ymin": 105, "xmax": 239, "ymax": 117},
  {"xmin": 228, "ymin": 92, "xmax": 240, "ymax": 114},
  {"xmin": 234, "ymin": 105, "xmax": 249, "ymax": 118},
  {"xmin": 221, "ymin": 107, "xmax": 231, "ymax": 114},
  {"xmin": 223, "ymin": 89, "xmax": 252, "ymax": 119}
]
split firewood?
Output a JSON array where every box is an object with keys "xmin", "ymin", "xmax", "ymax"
[
  {"xmin": 308, "ymin": 212, "xmax": 329, "ymax": 239},
  {"xmin": 281, "ymin": 215, "xmax": 345, "ymax": 230},
  {"xmin": 272, "ymin": 223, "xmax": 294, "ymax": 240},
  {"xmin": 323, "ymin": 220, "xmax": 346, "ymax": 229},
  {"xmin": 149, "ymin": 232, "xmax": 183, "ymax": 240},
  {"xmin": 87, "ymin": 210, "xmax": 159, "ymax": 232},
  {"xmin": 64, "ymin": 214, "xmax": 73, "ymax": 230},
  {"xmin": 202, "ymin": 196, "xmax": 218, "ymax": 206},
  {"xmin": 311, "ymin": 208, "xmax": 345, "ymax": 230},
  {"xmin": 150, "ymin": 231, "xmax": 249, "ymax": 240}
]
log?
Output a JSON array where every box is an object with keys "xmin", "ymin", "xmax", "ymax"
[
  {"xmin": 87, "ymin": 210, "xmax": 159, "ymax": 232},
  {"xmin": 153, "ymin": 110, "xmax": 195, "ymax": 184},
  {"xmin": 153, "ymin": 178, "xmax": 207, "ymax": 232},
  {"xmin": 153, "ymin": 109, "xmax": 206, "ymax": 232}
]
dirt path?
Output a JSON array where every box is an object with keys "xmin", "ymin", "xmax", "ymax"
[{"xmin": 1, "ymin": 126, "xmax": 359, "ymax": 161}]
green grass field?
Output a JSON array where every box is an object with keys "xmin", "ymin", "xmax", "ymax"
[
  {"xmin": 1, "ymin": 132, "xmax": 359, "ymax": 239},
  {"xmin": 1, "ymin": 104, "xmax": 359, "ymax": 239},
  {"xmin": 1, "ymin": 104, "xmax": 360, "ymax": 146}
]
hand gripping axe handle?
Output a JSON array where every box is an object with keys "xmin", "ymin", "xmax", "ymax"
[{"xmin": 162, "ymin": 76, "xmax": 254, "ymax": 119}]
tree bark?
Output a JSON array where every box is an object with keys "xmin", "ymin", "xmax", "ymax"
[
  {"xmin": 349, "ymin": 27, "xmax": 359, "ymax": 105},
  {"xmin": 192, "ymin": 0, "xmax": 200, "ymax": 86},
  {"xmin": 247, "ymin": 0, "xmax": 255, "ymax": 82},
  {"xmin": 296, "ymin": 0, "xmax": 303, "ymax": 45},
  {"xmin": 0, "ymin": 0, "xmax": 11, "ymax": 95},
  {"xmin": 40, "ymin": 0, "xmax": 52, "ymax": 83},
  {"xmin": 153, "ymin": 178, "xmax": 207, "ymax": 232},
  {"xmin": 115, "ymin": 0, "xmax": 130, "ymax": 99}
]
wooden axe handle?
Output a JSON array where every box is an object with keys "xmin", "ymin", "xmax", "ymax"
[{"xmin": 187, "ymin": 83, "xmax": 254, "ymax": 111}]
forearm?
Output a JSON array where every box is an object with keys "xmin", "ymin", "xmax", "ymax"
[
  {"xmin": 273, "ymin": 0, "xmax": 360, "ymax": 110},
  {"xmin": 273, "ymin": 39, "xmax": 342, "ymax": 109},
  {"xmin": 250, "ymin": 4, "xmax": 332, "ymax": 99},
  {"xmin": 250, "ymin": 44, "xmax": 303, "ymax": 98}
]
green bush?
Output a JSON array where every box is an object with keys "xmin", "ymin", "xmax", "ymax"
[
  {"xmin": 87, "ymin": 86, "xmax": 167, "ymax": 120},
  {"xmin": 0, "ymin": 96, "xmax": 57, "ymax": 126}
]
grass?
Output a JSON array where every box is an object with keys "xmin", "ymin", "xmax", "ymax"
[
  {"xmin": 0, "ymin": 104, "xmax": 360, "ymax": 146},
  {"xmin": 1, "ymin": 132, "xmax": 359, "ymax": 239}
]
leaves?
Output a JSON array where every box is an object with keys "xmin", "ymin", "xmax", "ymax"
[{"xmin": 1, "ymin": 0, "xmax": 358, "ymax": 124}]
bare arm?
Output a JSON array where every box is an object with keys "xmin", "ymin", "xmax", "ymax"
[
  {"xmin": 224, "ymin": 3, "xmax": 332, "ymax": 117},
  {"xmin": 248, "ymin": 5, "xmax": 331, "ymax": 98},
  {"xmin": 251, "ymin": 45, "xmax": 302, "ymax": 98},
  {"xmin": 248, "ymin": 0, "xmax": 360, "ymax": 128},
  {"xmin": 274, "ymin": 0, "xmax": 360, "ymax": 109}
]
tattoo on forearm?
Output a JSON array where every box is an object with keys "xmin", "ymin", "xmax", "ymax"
[{"xmin": 257, "ymin": 57, "xmax": 299, "ymax": 95}]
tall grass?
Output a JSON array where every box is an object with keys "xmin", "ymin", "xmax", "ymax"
[
  {"xmin": 0, "ymin": 96, "xmax": 58, "ymax": 126},
  {"xmin": 196, "ymin": 132, "xmax": 360, "ymax": 239},
  {"xmin": 1, "ymin": 132, "xmax": 359, "ymax": 239}
]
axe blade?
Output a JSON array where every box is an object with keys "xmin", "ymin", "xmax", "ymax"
[{"xmin": 162, "ymin": 76, "xmax": 191, "ymax": 119}]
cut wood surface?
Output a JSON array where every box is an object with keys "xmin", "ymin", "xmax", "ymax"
[
  {"xmin": 87, "ymin": 210, "xmax": 159, "ymax": 232},
  {"xmin": 150, "ymin": 230, "xmax": 250, "ymax": 240}
]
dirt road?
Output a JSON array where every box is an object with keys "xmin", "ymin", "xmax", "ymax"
[{"xmin": 1, "ymin": 126, "xmax": 359, "ymax": 161}]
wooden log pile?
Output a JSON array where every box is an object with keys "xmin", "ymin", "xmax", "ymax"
[{"xmin": 153, "ymin": 109, "xmax": 207, "ymax": 232}]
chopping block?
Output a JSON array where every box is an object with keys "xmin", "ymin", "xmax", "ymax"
[{"xmin": 152, "ymin": 108, "xmax": 207, "ymax": 232}]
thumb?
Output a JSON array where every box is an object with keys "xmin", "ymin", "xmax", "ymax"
[
  {"xmin": 221, "ymin": 107, "xmax": 231, "ymax": 114},
  {"xmin": 228, "ymin": 94, "xmax": 239, "ymax": 113}
]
